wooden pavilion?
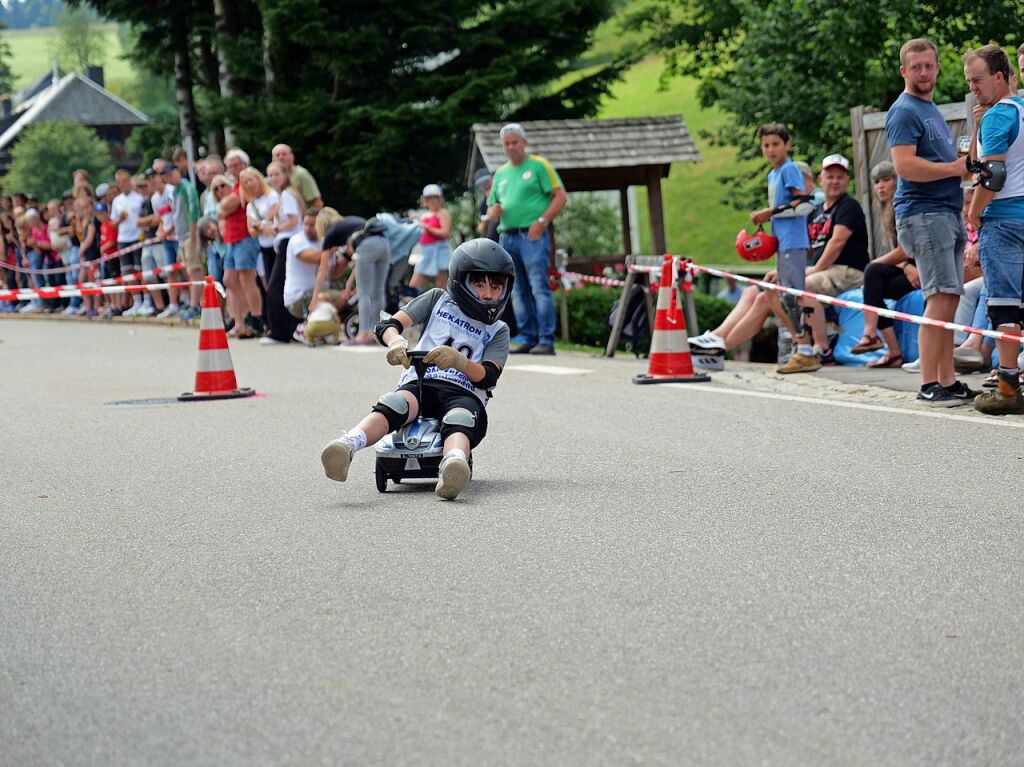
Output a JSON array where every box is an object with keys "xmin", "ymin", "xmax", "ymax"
[{"xmin": 466, "ymin": 116, "xmax": 701, "ymax": 255}]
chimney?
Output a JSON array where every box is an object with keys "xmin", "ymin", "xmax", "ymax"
[
  {"xmin": 86, "ymin": 65, "xmax": 104, "ymax": 88},
  {"xmin": 1, "ymin": 98, "xmax": 10, "ymax": 119}
]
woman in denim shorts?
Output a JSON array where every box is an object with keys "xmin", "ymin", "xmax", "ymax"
[{"xmin": 409, "ymin": 184, "xmax": 452, "ymax": 292}]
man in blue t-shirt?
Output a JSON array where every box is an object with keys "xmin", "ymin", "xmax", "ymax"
[
  {"xmin": 886, "ymin": 37, "xmax": 972, "ymax": 407},
  {"xmin": 964, "ymin": 45, "xmax": 1024, "ymax": 415}
]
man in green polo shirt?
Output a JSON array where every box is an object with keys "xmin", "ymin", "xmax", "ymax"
[{"xmin": 487, "ymin": 123, "xmax": 568, "ymax": 354}]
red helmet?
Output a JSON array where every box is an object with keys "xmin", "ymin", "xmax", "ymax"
[{"xmin": 735, "ymin": 226, "xmax": 778, "ymax": 262}]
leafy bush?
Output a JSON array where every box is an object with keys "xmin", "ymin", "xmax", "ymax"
[
  {"xmin": 2, "ymin": 121, "xmax": 113, "ymax": 200},
  {"xmin": 554, "ymin": 284, "xmax": 734, "ymax": 351},
  {"xmin": 557, "ymin": 192, "xmax": 622, "ymax": 259}
]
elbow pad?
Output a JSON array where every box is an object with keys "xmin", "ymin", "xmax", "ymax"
[
  {"xmin": 373, "ymin": 317, "xmax": 404, "ymax": 346},
  {"xmin": 477, "ymin": 361, "xmax": 502, "ymax": 389},
  {"xmin": 978, "ymin": 160, "xmax": 1007, "ymax": 192}
]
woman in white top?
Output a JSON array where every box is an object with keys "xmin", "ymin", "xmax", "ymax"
[
  {"xmin": 241, "ymin": 167, "xmax": 278, "ymax": 288},
  {"xmin": 261, "ymin": 161, "xmax": 306, "ymax": 344}
]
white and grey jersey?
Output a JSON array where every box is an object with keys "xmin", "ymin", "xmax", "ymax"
[{"xmin": 399, "ymin": 289, "xmax": 510, "ymax": 403}]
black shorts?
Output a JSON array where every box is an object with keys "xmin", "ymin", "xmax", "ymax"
[
  {"xmin": 398, "ymin": 379, "xmax": 488, "ymax": 447},
  {"xmin": 119, "ymin": 242, "xmax": 141, "ymax": 275},
  {"xmin": 104, "ymin": 255, "xmax": 121, "ymax": 279}
]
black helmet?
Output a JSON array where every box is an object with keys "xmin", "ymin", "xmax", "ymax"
[{"xmin": 447, "ymin": 238, "xmax": 515, "ymax": 324}]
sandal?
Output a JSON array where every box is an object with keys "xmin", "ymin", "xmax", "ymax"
[
  {"xmin": 851, "ymin": 335, "xmax": 884, "ymax": 354},
  {"xmin": 982, "ymin": 369, "xmax": 998, "ymax": 388},
  {"xmin": 866, "ymin": 353, "xmax": 904, "ymax": 369}
]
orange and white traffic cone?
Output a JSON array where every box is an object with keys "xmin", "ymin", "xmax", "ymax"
[
  {"xmin": 633, "ymin": 255, "xmax": 711, "ymax": 385},
  {"xmin": 179, "ymin": 276, "xmax": 255, "ymax": 401}
]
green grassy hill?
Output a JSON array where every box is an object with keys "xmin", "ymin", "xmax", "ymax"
[{"xmin": 6, "ymin": 23, "xmax": 132, "ymax": 93}]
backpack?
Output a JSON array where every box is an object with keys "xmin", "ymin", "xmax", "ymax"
[{"xmin": 607, "ymin": 284, "xmax": 650, "ymax": 352}]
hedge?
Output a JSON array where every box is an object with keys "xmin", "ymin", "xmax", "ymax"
[{"xmin": 555, "ymin": 285, "xmax": 734, "ymax": 352}]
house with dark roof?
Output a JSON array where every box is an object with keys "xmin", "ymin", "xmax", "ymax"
[
  {"xmin": 0, "ymin": 66, "xmax": 149, "ymax": 172},
  {"xmin": 467, "ymin": 116, "xmax": 701, "ymax": 255}
]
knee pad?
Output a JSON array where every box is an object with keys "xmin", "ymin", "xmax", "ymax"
[
  {"xmin": 372, "ymin": 391, "xmax": 410, "ymax": 432},
  {"xmin": 988, "ymin": 303, "xmax": 1020, "ymax": 329},
  {"xmin": 440, "ymin": 407, "xmax": 476, "ymax": 439}
]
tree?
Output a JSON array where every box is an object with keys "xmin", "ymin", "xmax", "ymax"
[
  {"xmin": 51, "ymin": 5, "xmax": 106, "ymax": 73},
  {"xmin": 2, "ymin": 121, "xmax": 114, "ymax": 200},
  {"xmin": 79, "ymin": 0, "xmax": 632, "ymax": 213},
  {"xmin": 625, "ymin": 0, "xmax": 1024, "ymax": 208},
  {"xmin": 0, "ymin": 22, "xmax": 14, "ymax": 95},
  {"xmin": 556, "ymin": 193, "xmax": 623, "ymax": 259}
]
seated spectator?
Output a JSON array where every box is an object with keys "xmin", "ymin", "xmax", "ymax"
[
  {"xmin": 717, "ymin": 276, "xmax": 744, "ymax": 304},
  {"xmin": 852, "ymin": 160, "xmax": 914, "ymax": 366},
  {"xmin": 778, "ymin": 154, "xmax": 869, "ymax": 373}
]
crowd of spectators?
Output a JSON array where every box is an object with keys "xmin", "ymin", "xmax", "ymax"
[{"xmin": 0, "ymin": 144, "xmax": 461, "ymax": 347}]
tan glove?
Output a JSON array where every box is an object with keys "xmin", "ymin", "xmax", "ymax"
[
  {"xmin": 386, "ymin": 335, "xmax": 410, "ymax": 368},
  {"xmin": 424, "ymin": 345, "xmax": 469, "ymax": 372}
]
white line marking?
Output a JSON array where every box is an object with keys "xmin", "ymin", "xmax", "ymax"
[
  {"xmin": 666, "ymin": 383, "xmax": 1024, "ymax": 430},
  {"xmin": 334, "ymin": 345, "xmax": 380, "ymax": 353},
  {"xmin": 505, "ymin": 364, "xmax": 594, "ymax": 376}
]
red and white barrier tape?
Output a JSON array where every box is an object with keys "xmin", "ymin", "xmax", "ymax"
[
  {"xmin": 558, "ymin": 270, "xmax": 627, "ymax": 289},
  {"xmin": 684, "ymin": 259, "xmax": 1024, "ymax": 345},
  {"xmin": 0, "ymin": 280, "xmax": 222, "ymax": 303},
  {"xmin": 2, "ymin": 238, "xmax": 162, "ymax": 275},
  {"xmin": 1, "ymin": 262, "xmax": 185, "ymax": 300}
]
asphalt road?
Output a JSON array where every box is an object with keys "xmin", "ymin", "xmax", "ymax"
[{"xmin": 2, "ymin": 318, "xmax": 1022, "ymax": 766}]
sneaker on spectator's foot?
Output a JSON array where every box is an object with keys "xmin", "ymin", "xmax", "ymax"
[
  {"xmin": 259, "ymin": 335, "xmax": 287, "ymax": 345},
  {"xmin": 818, "ymin": 349, "xmax": 837, "ymax": 366},
  {"xmin": 902, "ymin": 358, "xmax": 921, "ymax": 373},
  {"xmin": 528, "ymin": 344, "xmax": 555, "ymax": 355},
  {"xmin": 75, "ymin": 305, "xmax": 88, "ymax": 315},
  {"xmin": 122, "ymin": 304, "xmax": 140, "ymax": 317},
  {"xmin": 61, "ymin": 305, "xmax": 77, "ymax": 315},
  {"xmin": 18, "ymin": 301, "xmax": 43, "ymax": 313},
  {"xmin": 776, "ymin": 352, "xmax": 821, "ymax": 374},
  {"xmin": 945, "ymin": 380, "xmax": 979, "ymax": 403},
  {"xmin": 692, "ymin": 352, "xmax": 725, "ymax": 372},
  {"xmin": 509, "ymin": 343, "xmax": 535, "ymax": 354},
  {"xmin": 688, "ymin": 330, "xmax": 726, "ymax": 352},
  {"xmin": 292, "ymin": 322, "xmax": 305, "ymax": 344},
  {"xmin": 85, "ymin": 308, "xmax": 98, "ymax": 317},
  {"xmin": 157, "ymin": 303, "xmax": 179, "ymax": 319},
  {"xmin": 321, "ymin": 437, "xmax": 356, "ymax": 482},
  {"xmin": 974, "ymin": 384, "xmax": 1024, "ymax": 415},
  {"xmin": 435, "ymin": 454, "xmax": 472, "ymax": 500},
  {"xmin": 916, "ymin": 382, "xmax": 964, "ymax": 407},
  {"xmin": 179, "ymin": 307, "xmax": 200, "ymax": 321},
  {"xmin": 953, "ymin": 347, "xmax": 984, "ymax": 373},
  {"xmin": 137, "ymin": 303, "xmax": 156, "ymax": 317}
]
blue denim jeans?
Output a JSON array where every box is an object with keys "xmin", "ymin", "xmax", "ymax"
[
  {"xmin": 68, "ymin": 246, "xmax": 81, "ymax": 307},
  {"xmin": 28, "ymin": 249, "xmax": 45, "ymax": 290},
  {"xmin": 208, "ymin": 244, "xmax": 224, "ymax": 285},
  {"xmin": 500, "ymin": 230, "xmax": 555, "ymax": 346}
]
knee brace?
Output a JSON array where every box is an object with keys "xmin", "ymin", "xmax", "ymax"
[
  {"xmin": 988, "ymin": 303, "xmax": 1020, "ymax": 329},
  {"xmin": 372, "ymin": 391, "xmax": 410, "ymax": 432},
  {"xmin": 440, "ymin": 407, "xmax": 476, "ymax": 439}
]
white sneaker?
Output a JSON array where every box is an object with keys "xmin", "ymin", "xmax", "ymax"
[
  {"xmin": 435, "ymin": 454, "xmax": 472, "ymax": 500},
  {"xmin": 137, "ymin": 303, "xmax": 156, "ymax": 317},
  {"xmin": 61, "ymin": 305, "xmax": 77, "ymax": 315},
  {"xmin": 292, "ymin": 322, "xmax": 305, "ymax": 344},
  {"xmin": 902, "ymin": 358, "xmax": 921, "ymax": 373},
  {"xmin": 259, "ymin": 336, "xmax": 286, "ymax": 345},
  {"xmin": 321, "ymin": 438, "xmax": 355, "ymax": 482},
  {"xmin": 18, "ymin": 301, "xmax": 42, "ymax": 313},
  {"xmin": 692, "ymin": 352, "xmax": 725, "ymax": 372},
  {"xmin": 688, "ymin": 331, "xmax": 726, "ymax": 352},
  {"xmin": 157, "ymin": 303, "xmax": 179, "ymax": 319},
  {"xmin": 75, "ymin": 305, "xmax": 89, "ymax": 315},
  {"xmin": 122, "ymin": 304, "xmax": 140, "ymax": 317}
]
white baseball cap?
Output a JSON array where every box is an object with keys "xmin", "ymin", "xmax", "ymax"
[
  {"xmin": 821, "ymin": 154, "xmax": 850, "ymax": 171},
  {"xmin": 422, "ymin": 183, "xmax": 443, "ymax": 198}
]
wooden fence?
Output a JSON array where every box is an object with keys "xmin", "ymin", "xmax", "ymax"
[{"xmin": 850, "ymin": 95, "xmax": 975, "ymax": 257}]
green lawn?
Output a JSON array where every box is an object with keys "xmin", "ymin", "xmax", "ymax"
[
  {"xmin": 6, "ymin": 23, "xmax": 132, "ymax": 94},
  {"xmin": 596, "ymin": 57, "xmax": 761, "ymax": 264}
]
